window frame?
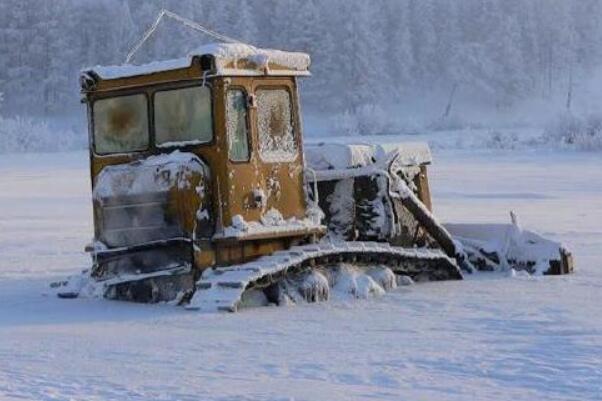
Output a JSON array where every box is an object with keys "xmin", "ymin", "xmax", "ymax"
[
  {"xmin": 152, "ymin": 83, "xmax": 215, "ymax": 149},
  {"xmin": 225, "ymin": 86, "xmax": 252, "ymax": 164},
  {"xmin": 255, "ymin": 85, "xmax": 298, "ymax": 164},
  {"xmin": 91, "ymin": 91, "xmax": 151, "ymax": 156},
  {"xmin": 90, "ymin": 81, "xmax": 216, "ymax": 157}
]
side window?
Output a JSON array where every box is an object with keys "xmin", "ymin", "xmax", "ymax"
[
  {"xmin": 154, "ymin": 86, "xmax": 213, "ymax": 146},
  {"xmin": 257, "ymin": 89, "xmax": 297, "ymax": 163},
  {"xmin": 93, "ymin": 94, "xmax": 149, "ymax": 154},
  {"xmin": 226, "ymin": 89, "xmax": 250, "ymax": 162}
]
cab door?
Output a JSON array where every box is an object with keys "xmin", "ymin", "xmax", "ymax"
[
  {"xmin": 251, "ymin": 78, "xmax": 306, "ymax": 221},
  {"xmin": 221, "ymin": 78, "xmax": 256, "ymax": 227},
  {"xmin": 221, "ymin": 77, "xmax": 306, "ymax": 230}
]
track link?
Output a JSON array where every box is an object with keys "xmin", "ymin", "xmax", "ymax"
[{"xmin": 187, "ymin": 241, "xmax": 462, "ymax": 312}]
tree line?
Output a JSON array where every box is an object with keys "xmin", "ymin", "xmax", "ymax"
[{"xmin": 0, "ymin": 0, "xmax": 599, "ymax": 117}]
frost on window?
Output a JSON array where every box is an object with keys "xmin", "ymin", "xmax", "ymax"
[
  {"xmin": 227, "ymin": 90, "xmax": 250, "ymax": 162},
  {"xmin": 257, "ymin": 89, "xmax": 297, "ymax": 162},
  {"xmin": 93, "ymin": 94, "xmax": 149, "ymax": 154},
  {"xmin": 154, "ymin": 86, "xmax": 213, "ymax": 146}
]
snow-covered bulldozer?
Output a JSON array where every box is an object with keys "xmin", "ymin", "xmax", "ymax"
[{"xmin": 57, "ymin": 43, "xmax": 572, "ymax": 311}]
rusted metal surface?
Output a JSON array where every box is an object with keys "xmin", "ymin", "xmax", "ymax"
[
  {"xmin": 415, "ymin": 165, "xmax": 432, "ymax": 212},
  {"xmin": 85, "ymin": 67, "xmax": 315, "ymax": 279},
  {"xmin": 547, "ymin": 249, "xmax": 574, "ymax": 275}
]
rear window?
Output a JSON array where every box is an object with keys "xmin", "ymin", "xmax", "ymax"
[
  {"xmin": 257, "ymin": 89, "xmax": 297, "ymax": 162},
  {"xmin": 93, "ymin": 94, "xmax": 149, "ymax": 154},
  {"xmin": 154, "ymin": 86, "xmax": 213, "ymax": 147}
]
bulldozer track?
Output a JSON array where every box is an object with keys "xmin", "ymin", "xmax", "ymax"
[{"xmin": 188, "ymin": 241, "xmax": 462, "ymax": 312}]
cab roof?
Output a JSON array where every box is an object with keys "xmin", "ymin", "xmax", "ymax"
[{"xmin": 84, "ymin": 43, "xmax": 311, "ymax": 83}]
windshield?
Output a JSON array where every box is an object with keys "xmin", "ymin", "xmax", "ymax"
[
  {"xmin": 154, "ymin": 86, "xmax": 213, "ymax": 146},
  {"xmin": 93, "ymin": 94, "xmax": 149, "ymax": 154}
]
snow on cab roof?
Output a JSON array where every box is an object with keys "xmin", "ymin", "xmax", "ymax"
[{"xmin": 86, "ymin": 43, "xmax": 311, "ymax": 80}]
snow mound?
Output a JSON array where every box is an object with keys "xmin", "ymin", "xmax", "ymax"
[
  {"xmin": 297, "ymin": 270, "xmax": 330, "ymax": 303},
  {"xmin": 366, "ymin": 266, "xmax": 398, "ymax": 292},
  {"xmin": 260, "ymin": 208, "xmax": 285, "ymax": 226},
  {"xmin": 331, "ymin": 264, "xmax": 387, "ymax": 299}
]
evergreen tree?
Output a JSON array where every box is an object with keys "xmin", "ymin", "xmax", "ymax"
[
  {"xmin": 408, "ymin": 0, "xmax": 437, "ymax": 86},
  {"xmin": 385, "ymin": 0, "xmax": 414, "ymax": 94},
  {"xmin": 0, "ymin": 0, "xmax": 601, "ymax": 117}
]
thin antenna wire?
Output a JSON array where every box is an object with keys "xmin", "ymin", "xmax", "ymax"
[{"xmin": 125, "ymin": 9, "xmax": 246, "ymax": 64}]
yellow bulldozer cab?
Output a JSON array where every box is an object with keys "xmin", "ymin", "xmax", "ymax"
[{"xmin": 81, "ymin": 44, "xmax": 324, "ymax": 275}]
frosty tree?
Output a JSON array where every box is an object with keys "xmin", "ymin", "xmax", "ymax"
[{"xmin": 0, "ymin": 0, "xmax": 600, "ymax": 116}]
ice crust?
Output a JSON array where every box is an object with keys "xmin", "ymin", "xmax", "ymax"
[{"xmin": 257, "ymin": 89, "xmax": 298, "ymax": 163}]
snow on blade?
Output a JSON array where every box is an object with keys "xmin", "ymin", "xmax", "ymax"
[{"xmin": 446, "ymin": 222, "xmax": 569, "ymax": 275}]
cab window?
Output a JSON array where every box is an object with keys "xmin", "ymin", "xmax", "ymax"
[
  {"xmin": 257, "ymin": 88, "xmax": 297, "ymax": 162},
  {"xmin": 93, "ymin": 94, "xmax": 149, "ymax": 154},
  {"xmin": 154, "ymin": 86, "xmax": 213, "ymax": 146},
  {"xmin": 226, "ymin": 89, "xmax": 250, "ymax": 162}
]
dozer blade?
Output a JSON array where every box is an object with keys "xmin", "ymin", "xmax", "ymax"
[
  {"xmin": 187, "ymin": 241, "xmax": 462, "ymax": 312},
  {"xmin": 446, "ymin": 222, "xmax": 573, "ymax": 275}
]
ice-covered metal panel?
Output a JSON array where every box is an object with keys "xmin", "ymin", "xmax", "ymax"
[{"xmin": 93, "ymin": 151, "xmax": 209, "ymax": 248}]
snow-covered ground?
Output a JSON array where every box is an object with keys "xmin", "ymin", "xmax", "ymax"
[{"xmin": 1, "ymin": 145, "xmax": 601, "ymax": 401}]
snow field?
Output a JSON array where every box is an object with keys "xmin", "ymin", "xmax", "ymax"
[{"xmin": 0, "ymin": 147, "xmax": 601, "ymax": 401}]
